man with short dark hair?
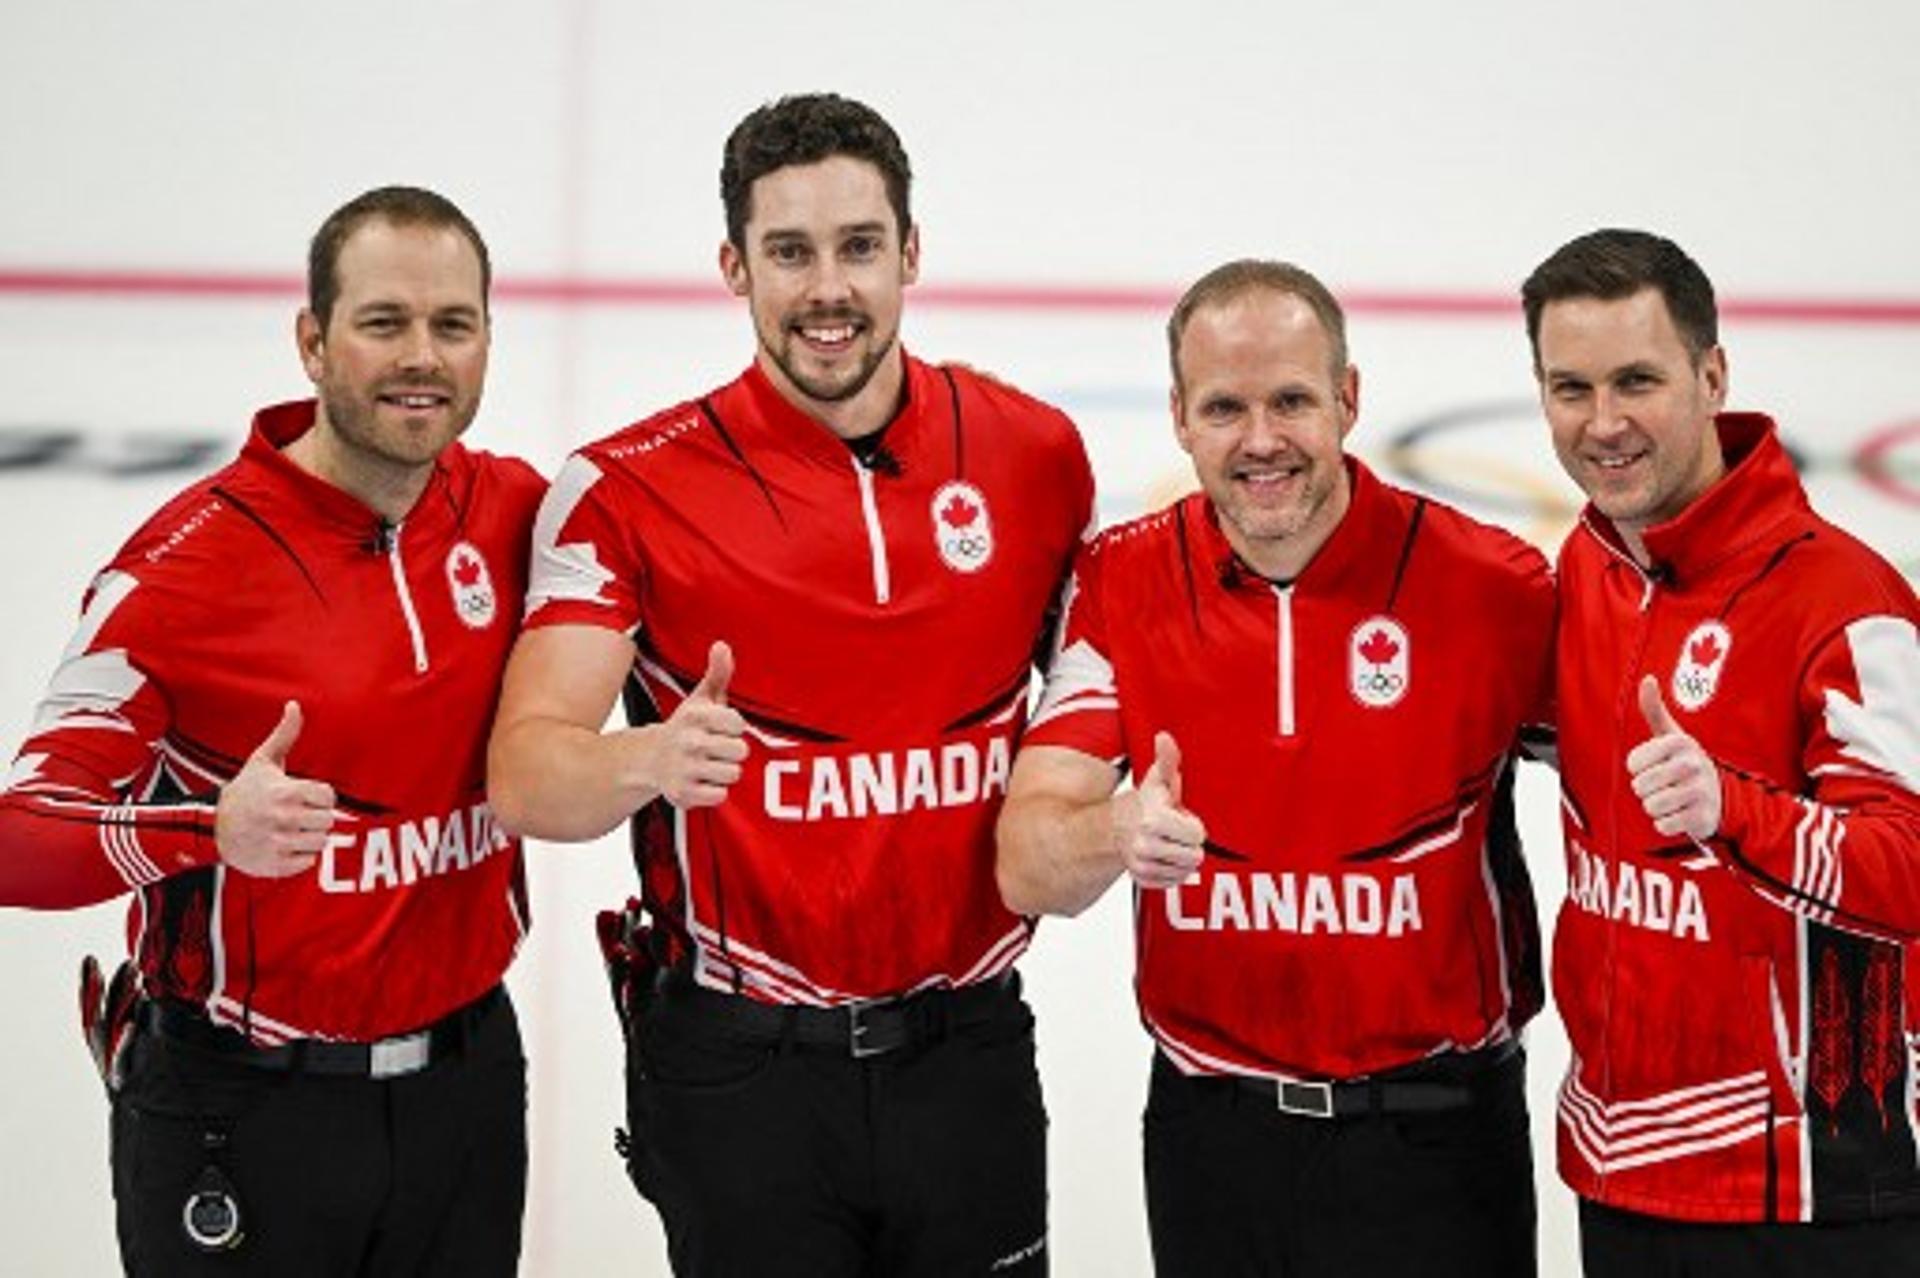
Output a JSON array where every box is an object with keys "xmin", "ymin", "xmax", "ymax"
[
  {"xmin": 0, "ymin": 185, "xmax": 542, "ymax": 1275},
  {"xmin": 998, "ymin": 258, "xmax": 1552, "ymax": 1277},
  {"xmin": 1526, "ymin": 228, "xmax": 1920, "ymax": 1275},
  {"xmin": 488, "ymin": 94, "xmax": 1093, "ymax": 1276}
]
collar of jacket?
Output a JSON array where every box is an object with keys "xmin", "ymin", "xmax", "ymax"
[
  {"xmin": 736, "ymin": 349, "xmax": 929, "ymax": 472},
  {"xmin": 239, "ymin": 398, "xmax": 463, "ymax": 543},
  {"xmin": 1582, "ymin": 412, "xmax": 1809, "ymax": 586}
]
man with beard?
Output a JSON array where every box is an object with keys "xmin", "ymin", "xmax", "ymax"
[
  {"xmin": 0, "ymin": 186, "xmax": 543, "ymax": 1275},
  {"xmin": 997, "ymin": 260, "xmax": 1552, "ymax": 1277},
  {"xmin": 1525, "ymin": 229, "xmax": 1920, "ymax": 1275},
  {"xmin": 488, "ymin": 94, "xmax": 1093, "ymax": 1276}
]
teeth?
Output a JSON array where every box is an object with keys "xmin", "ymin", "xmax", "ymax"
[{"xmin": 802, "ymin": 326, "xmax": 855, "ymax": 343}]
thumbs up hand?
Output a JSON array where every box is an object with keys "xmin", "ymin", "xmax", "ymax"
[
  {"xmin": 651, "ymin": 641, "xmax": 749, "ymax": 810},
  {"xmin": 1114, "ymin": 731, "xmax": 1208, "ymax": 889},
  {"xmin": 215, "ymin": 701, "xmax": 341, "ymax": 877},
  {"xmin": 1626, "ymin": 675, "xmax": 1723, "ymax": 841}
]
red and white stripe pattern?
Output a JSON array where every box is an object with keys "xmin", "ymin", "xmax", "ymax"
[
  {"xmin": 1559, "ymin": 1063, "xmax": 1771, "ymax": 1175},
  {"xmin": 1029, "ymin": 638, "xmax": 1117, "ymax": 732},
  {"xmin": 208, "ymin": 991, "xmax": 315, "ymax": 1047},
  {"xmin": 687, "ymin": 917, "xmax": 1029, "ymax": 1006},
  {"xmin": 98, "ymin": 803, "xmax": 163, "ymax": 886},
  {"xmin": 1389, "ymin": 799, "xmax": 1476, "ymax": 865},
  {"xmin": 1787, "ymin": 799, "xmax": 1846, "ymax": 924}
]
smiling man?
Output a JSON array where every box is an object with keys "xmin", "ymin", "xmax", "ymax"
[
  {"xmin": 487, "ymin": 94, "xmax": 1093, "ymax": 1276},
  {"xmin": 997, "ymin": 259, "xmax": 1554, "ymax": 1277},
  {"xmin": 1526, "ymin": 229, "xmax": 1920, "ymax": 1276},
  {"xmin": 0, "ymin": 187, "xmax": 543, "ymax": 1274}
]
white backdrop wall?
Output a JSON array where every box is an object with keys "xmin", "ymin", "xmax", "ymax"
[{"xmin": 3, "ymin": 3, "xmax": 1917, "ymax": 1274}]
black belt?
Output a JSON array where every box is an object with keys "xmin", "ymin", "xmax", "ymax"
[
  {"xmin": 139, "ymin": 985, "xmax": 504, "ymax": 1080},
  {"xmin": 661, "ymin": 972, "xmax": 1017, "ymax": 1059},
  {"xmin": 1213, "ymin": 1038, "xmax": 1522, "ymax": 1119}
]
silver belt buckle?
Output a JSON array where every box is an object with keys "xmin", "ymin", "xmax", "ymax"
[
  {"xmin": 368, "ymin": 1031, "xmax": 431, "ymax": 1079},
  {"xmin": 1276, "ymin": 1079, "xmax": 1335, "ymax": 1118},
  {"xmin": 847, "ymin": 998, "xmax": 891, "ymax": 1059}
]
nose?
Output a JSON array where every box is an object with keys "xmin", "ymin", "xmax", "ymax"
[
  {"xmin": 1589, "ymin": 387, "xmax": 1630, "ymax": 441},
  {"xmin": 397, "ymin": 320, "xmax": 444, "ymax": 372},
  {"xmin": 804, "ymin": 255, "xmax": 853, "ymax": 307},
  {"xmin": 1243, "ymin": 406, "xmax": 1288, "ymax": 454}
]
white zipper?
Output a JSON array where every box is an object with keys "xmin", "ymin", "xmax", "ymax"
[
  {"xmin": 385, "ymin": 523, "xmax": 430, "ymax": 673},
  {"xmin": 852, "ymin": 459, "xmax": 892, "ymax": 605},
  {"xmin": 1274, "ymin": 584, "xmax": 1296, "ymax": 737}
]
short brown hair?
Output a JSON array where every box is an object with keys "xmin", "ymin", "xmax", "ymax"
[
  {"xmin": 721, "ymin": 94, "xmax": 912, "ymax": 250},
  {"xmin": 307, "ymin": 186, "xmax": 491, "ymax": 329},
  {"xmin": 1167, "ymin": 259, "xmax": 1349, "ymax": 391},
  {"xmin": 1521, "ymin": 229, "xmax": 1717, "ymax": 369}
]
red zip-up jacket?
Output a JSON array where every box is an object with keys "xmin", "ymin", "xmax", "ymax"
[
  {"xmin": 0, "ymin": 401, "xmax": 543, "ymax": 1042},
  {"xmin": 1553, "ymin": 413, "xmax": 1920, "ymax": 1223}
]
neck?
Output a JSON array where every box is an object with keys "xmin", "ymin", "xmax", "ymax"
[
  {"xmin": 282, "ymin": 414, "xmax": 433, "ymax": 523},
  {"xmin": 758, "ymin": 345, "xmax": 906, "ymax": 442}
]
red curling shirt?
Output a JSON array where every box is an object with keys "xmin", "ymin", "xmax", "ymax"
[
  {"xmin": 525, "ymin": 356, "xmax": 1094, "ymax": 1004},
  {"xmin": 0, "ymin": 401, "xmax": 544, "ymax": 1043},
  {"xmin": 1025, "ymin": 461, "xmax": 1554, "ymax": 1081}
]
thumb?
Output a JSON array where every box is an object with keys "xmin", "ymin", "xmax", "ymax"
[
  {"xmin": 1638, "ymin": 674, "xmax": 1679, "ymax": 737},
  {"xmin": 254, "ymin": 700, "xmax": 302, "ymax": 767},
  {"xmin": 1149, "ymin": 730, "xmax": 1183, "ymax": 806},
  {"xmin": 691, "ymin": 641, "xmax": 733, "ymax": 705}
]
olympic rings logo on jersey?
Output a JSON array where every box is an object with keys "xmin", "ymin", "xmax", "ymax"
[
  {"xmin": 931, "ymin": 481, "xmax": 995, "ymax": 574},
  {"xmin": 1348, "ymin": 617, "xmax": 1411, "ymax": 709}
]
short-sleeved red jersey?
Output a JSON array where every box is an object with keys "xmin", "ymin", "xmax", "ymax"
[
  {"xmin": 0, "ymin": 401, "xmax": 544, "ymax": 1042},
  {"xmin": 526, "ymin": 356, "xmax": 1094, "ymax": 1003},
  {"xmin": 1025, "ymin": 461, "xmax": 1554, "ymax": 1080}
]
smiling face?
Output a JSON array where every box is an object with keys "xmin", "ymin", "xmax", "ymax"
[
  {"xmin": 1535, "ymin": 286, "xmax": 1727, "ymax": 558},
  {"xmin": 295, "ymin": 217, "xmax": 488, "ymax": 508},
  {"xmin": 1172, "ymin": 288, "xmax": 1357, "ymax": 579},
  {"xmin": 719, "ymin": 155, "xmax": 919, "ymax": 437}
]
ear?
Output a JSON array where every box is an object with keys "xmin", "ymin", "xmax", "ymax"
[
  {"xmin": 1338, "ymin": 364, "xmax": 1361, "ymax": 438},
  {"xmin": 295, "ymin": 309, "xmax": 325, "ymax": 385},
  {"xmin": 719, "ymin": 240, "xmax": 749, "ymax": 298},
  {"xmin": 1700, "ymin": 344, "xmax": 1729, "ymax": 410},
  {"xmin": 901, "ymin": 224, "xmax": 921, "ymax": 287},
  {"xmin": 1170, "ymin": 386, "xmax": 1195, "ymax": 456}
]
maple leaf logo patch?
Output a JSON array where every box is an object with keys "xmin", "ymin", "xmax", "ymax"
[
  {"xmin": 444, "ymin": 541, "xmax": 498, "ymax": 630},
  {"xmin": 1348, "ymin": 616, "xmax": 1410, "ymax": 709},
  {"xmin": 929, "ymin": 481, "xmax": 994, "ymax": 574},
  {"xmin": 1359, "ymin": 629, "xmax": 1400, "ymax": 665},
  {"xmin": 940, "ymin": 493, "xmax": 980, "ymax": 529},
  {"xmin": 1670, "ymin": 620, "xmax": 1731, "ymax": 712}
]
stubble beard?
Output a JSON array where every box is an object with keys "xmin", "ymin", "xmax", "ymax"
[
  {"xmin": 762, "ymin": 312, "xmax": 897, "ymax": 406},
  {"xmin": 318, "ymin": 374, "xmax": 474, "ymax": 473}
]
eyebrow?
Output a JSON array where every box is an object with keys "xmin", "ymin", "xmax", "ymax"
[{"xmin": 759, "ymin": 221, "xmax": 890, "ymax": 242}]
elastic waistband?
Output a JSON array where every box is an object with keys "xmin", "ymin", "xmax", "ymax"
[
  {"xmin": 1171, "ymin": 1038, "xmax": 1522, "ymax": 1120},
  {"xmin": 658, "ymin": 971, "xmax": 1019, "ymax": 1059},
  {"xmin": 139, "ymin": 985, "xmax": 506, "ymax": 1080}
]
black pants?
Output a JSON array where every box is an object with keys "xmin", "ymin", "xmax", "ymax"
[
  {"xmin": 110, "ymin": 990, "xmax": 526, "ymax": 1277},
  {"xmin": 624, "ymin": 979, "xmax": 1049, "ymax": 1277},
  {"xmin": 1144, "ymin": 1048, "xmax": 1536, "ymax": 1277},
  {"xmin": 1581, "ymin": 1199, "xmax": 1920, "ymax": 1277}
]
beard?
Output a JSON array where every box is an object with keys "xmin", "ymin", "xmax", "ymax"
[
  {"xmin": 758, "ymin": 307, "xmax": 898, "ymax": 405},
  {"xmin": 316, "ymin": 371, "xmax": 476, "ymax": 470}
]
